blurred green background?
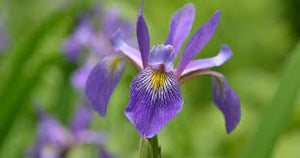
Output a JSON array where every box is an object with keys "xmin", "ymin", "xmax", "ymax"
[{"xmin": 0, "ymin": 0, "xmax": 299, "ymax": 158}]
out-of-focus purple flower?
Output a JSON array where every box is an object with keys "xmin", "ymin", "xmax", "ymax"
[
  {"xmin": 100, "ymin": 1, "xmax": 241, "ymax": 138},
  {"xmin": 63, "ymin": 6, "xmax": 133, "ymax": 97},
  {"xmin": 27, "ymin": 105, "xmax": 112, "ymax": 158},
  {"xmin": 0, "ymin": 19, "xmax": 9, "ymax": 52}
]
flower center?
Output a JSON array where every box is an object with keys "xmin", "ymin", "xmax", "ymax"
[{"xmin": 151, "ymin": 70, "xmax": 166, "ymax": 90}]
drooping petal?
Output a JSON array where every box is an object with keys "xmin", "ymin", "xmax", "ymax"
[
  {"xmin": 71, "ymin": 105, "xmax": 92, "ymax": 134},
  {"xmin": 136, "ymin": 0, "xmax": 150, "ymax": 68},
  {"xmin": 165, "ymin": 3, "xmax": 195, "ymax": 56},
  {"xmin": 211, "ymin": 72, "xmax": 240, "ymax": 133},
  {"xmin": 85, "ymin": 56, "xmax": 125, "ymax": 117},
  {"xmin": 181, "ymin": 45, "xmax": 233, "ymax": 76},
  {"xmin": 71, "ymin": 64, "xmax": 94, "ymax": 91},
  {"xmin": 175, "ymin": 11, "xmax": 221, "ymax": 77},
  {"xmin": 148, "ymin": 45, "xmax": 175, "ymax": 72},
  {"xmin": 111, "ymin": 31, "xmax": 143, "ymax": 71},
  {"xmin": 76, "ymin": 130, "xmax": 106, "ymax": 145},
  {"xmin": 125, "ymin": 67, "xmax": 183, "ymax": 138}
]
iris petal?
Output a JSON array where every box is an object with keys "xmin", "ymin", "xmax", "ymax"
[
  {"xmin": 71, "ymin": 64, "xmax": 93, "ymax": 91},
  {"xmin": 103, "ymin": 9, "xmax": 133, "ymax": 39},
  {"xmin": 38, "ymin": 114, "xmax": 72, "ymax": 146},
  {"xmin": 181, "ymin": 45, "xmax": 233, "ymax": 76},
  {"xmin": 136, "ymin": 0, "xmax": 150, "ymax": 68},
  {"xmin": 85, "ymin": 57, "xmax": 125, "ymax": 117},
  {"xmin": 176, "ymin": 11, "xmax": 221, "ymax": 77},
  {"xmin": 165, "ymin": 3, "xmax": 195, "ymax": 56},
  {"xmin": 211, "ymin": 72, "xmax": 240, "ymax": 133},
  {"xmin": 71, "ymin": 105, "xmax": 92, "ymax": 135},
  {"xmin": 111, "ymin": 31, "xmax": 143, "ymax": 71},
  {"xmin": 125, "ymin": 68, "xmax": 183, "ymax": 138},
  {"xmin": 148, "ymin": 45, "xmax": 175, "ymax": 72}
]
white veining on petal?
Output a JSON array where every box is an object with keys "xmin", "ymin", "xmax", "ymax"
[{"xmin": 132, "ymin": 67, "xmax": 181, "ymax": 105}]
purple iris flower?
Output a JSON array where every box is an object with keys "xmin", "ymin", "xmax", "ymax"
[
  {"xmin": 85, "ymin": 1, "xmax": 240, "ymax": 138},
  {"xmin": 103, "ymin": 1, "xmax": 239, "ymax": 138},
  {"xmin": 63, "ymin": 8, "xmax": 133, "ymax": 92},
  {"xmin": 27, "ymin": 105, "xmax": 113, "ymax": 158}
]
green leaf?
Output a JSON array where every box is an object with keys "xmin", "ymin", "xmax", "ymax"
[
  {"xmin": 241, "ymin": 41, "xmax": 300, "ymax": 158},
  {"xmin": 0, "ymin": 2, "xmax": 91, "ymax": 148}
]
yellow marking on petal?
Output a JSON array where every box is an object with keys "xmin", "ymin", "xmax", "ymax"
[
  {"xmin": 151, "ymin": 70, "xmax": 166, "ymax": 90},
  {"xmin": 109, "ymin": 58, "xmax": 122, "ymax": 71}
]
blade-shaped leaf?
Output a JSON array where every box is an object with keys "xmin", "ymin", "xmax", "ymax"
[{"xmin": 241, "ymin": 41, "xmax": 300, "ymax": 158}]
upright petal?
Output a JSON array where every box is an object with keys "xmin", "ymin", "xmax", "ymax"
[
  {"xmin": 165, "ymin": 3, "xmax": 195, "ymax": 56},
  {"xmin": 136, "ymin": 0, "xmax": 150, "ymax": 68},
  {"xmin": 103, "ymin": 9, "xmax": 122, "ymax": 37},
  {"xmin": 148, "ymin": 45, "xmax": 176, "ymax": 72},
  {"xmin": 181, "ymin": 45, "xmax": 233, "ymax": 76},
  {"xmin": 71, "ymin": 105, "xmax": 92, "ymax": 134},
  {"xmin": 125, "ymin": 67, "xmax": 183, "ymax": 138},
  {"xmin": 85, "ymin": 57, "xmax": 125, "ymax": 116},
  {"xmin": 211, "ymin": 72, "xmax": 240, "ymax": 133},
  {"xmin": 103, "ymin": 8, "xmax": 133, "ymax": 39},
  {"xmin": 176, "ymin": 11, "xmax": 221, "ymax": 77},
  {"xmin": 111, "ymin": 31, "xmax": 143, "ymax": 71}
]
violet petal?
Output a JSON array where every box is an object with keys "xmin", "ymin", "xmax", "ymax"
[
  {"xmin": 211, "ymin": 72, "xmax": 240, "ymax": 133},
  {"xmin": 38, "ymin": 115, "xmax": 72, "ymax": 147},
  {"xmin": 111, "ymin": 31, "xmax": 143, "ymax": 71},
  {"xmin": 165, "ymin": 3, "xmax": 195, "ymax": 56},
  {"xmin": 71, "ymin": 105, "xmax": 92, "ymax": 135},
  {"xmin": 181, "ymin": 45, "xmax": 233, "ymax": 76},
  {"xmin": 85, "ymin": 57, "xmax": 125, "ymax": 117},
  {"xmin": 176, "ymin": 11, "xmax": 221, "ymax": 76},
  {"xmin": 136, "ymin": 0, "xmax": 150, "ymax": 68},
  {"xmin": 63, "ymin": 37, "xmax": 82, "ymax": 62},
  {"xmin": 148, "ymin": 45, "xmax": 176, "ymax": 72},
  {"xmin": 125, "ymin": 67, "xmax": 183, "ymax": 138},
  {"xmin": 71, "ymin": 64, "xmax": 94, "ymax": 91}
]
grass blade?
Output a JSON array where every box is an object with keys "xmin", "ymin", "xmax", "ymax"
[{"xmin": 241, "ymin": 41, "xmax": 300, "ymax": 158}]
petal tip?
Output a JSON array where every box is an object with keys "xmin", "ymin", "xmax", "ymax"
[
  {"xmin": 226, "ymin": 114, "xmax": 241, "ymax": 134},
  {"xmin": 184, "ymin": 3, "xmax": 195, "ymax": 10},
  {"xmin": 110, "ymin": 30, "xmax": 122, "ymax": 49}
]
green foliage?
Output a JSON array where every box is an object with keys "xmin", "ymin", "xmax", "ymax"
[
  {"xmin": 241, "ymin": 42, "xmax": 300, "ymax": 158},
  {"xmin": 0, "ymin": 0, "xmax": 299, "ymax": 158}
]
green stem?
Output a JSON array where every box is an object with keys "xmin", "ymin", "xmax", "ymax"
[{"xmin": 139, "ymin": 135, "xmax": 161, "ymax": 158}]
